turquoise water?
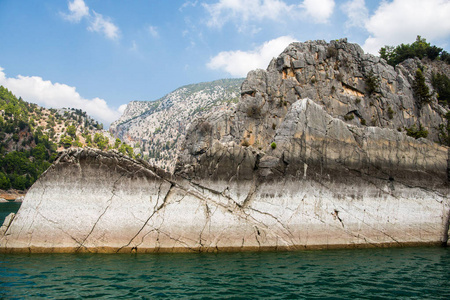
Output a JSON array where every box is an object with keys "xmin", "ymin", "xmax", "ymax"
[
  {"xmin": 1, "ymin": 248, "xmax": 449, "ymax": 299},
  {"xmin": 1, "ymin": 204, "xmax": 450, "ymax": 299},
  {"xmin": 0, "ymin": 202, "xmax": 21, "ymax": 224}
]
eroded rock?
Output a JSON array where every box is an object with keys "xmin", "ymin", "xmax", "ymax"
[{"xmin": 1, "ymin": 40, "xmax": 450, "ymax": 252}]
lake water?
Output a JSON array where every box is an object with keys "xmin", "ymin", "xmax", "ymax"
[{"xmin": 1, "ymin": 204, "xmax": 449, "ymax": 299}]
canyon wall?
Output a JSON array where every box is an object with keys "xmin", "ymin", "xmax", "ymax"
[{"xmin": 1, "ymin": 39, "xmax": 449, "ymax": 252}]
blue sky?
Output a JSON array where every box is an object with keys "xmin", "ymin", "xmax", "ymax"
[{"xmin": 0, "ymin": 0, "xmax": 449, "ymax": 126}]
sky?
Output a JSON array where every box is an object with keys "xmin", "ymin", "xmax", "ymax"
[{"xmin": 0, "ymin": 0, "xmax": 449, "ymax": 127}]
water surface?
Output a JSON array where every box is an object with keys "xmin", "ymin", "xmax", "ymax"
[
  {"xmin": 1, "ymin": 247, "xmax": 449, "ymax": 299},
  {"xmin": 0, "ymin": 202, "xmax": 21, "ymax": 224}
]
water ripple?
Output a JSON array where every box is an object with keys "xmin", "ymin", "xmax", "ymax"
[{"xmin": 0, "ymin": 247, "xmax": 449, "ymax": 299}]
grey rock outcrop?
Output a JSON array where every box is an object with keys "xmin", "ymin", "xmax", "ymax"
[
  {"xmin": 176, "ymin": 39, "xmax": 450, "ymax": 184},
  {"xmin": 109, "ymin": 79, "xmax": 243, "ymax": 171},
  {"xmin": 1, "ymin": 39, "xmax": 449, "ymax": 252}
]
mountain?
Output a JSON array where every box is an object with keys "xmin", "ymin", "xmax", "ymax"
[
  {"xmin": 109, "ymin": 78, "xmax": 243, "ymax": 171},
  {"xmin": 0, "ymin": 86, "xmax": 132, "ymax": 192},
  {"xmin": 3, "ymin": 39, "xmax": 449, "ymax": 253}
]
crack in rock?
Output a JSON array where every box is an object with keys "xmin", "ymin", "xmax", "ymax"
[{"xmin": 116, "ymin": 182, "xmax": 175, "ymax": 252}]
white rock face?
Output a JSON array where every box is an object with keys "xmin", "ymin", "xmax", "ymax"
[
  {"xmin": 1, "ymin": 39, "xmax": 449, "ymax": 253},
  {"xmin": 0, "ymin": 139, "xmax": 448, "ymax": 253}
]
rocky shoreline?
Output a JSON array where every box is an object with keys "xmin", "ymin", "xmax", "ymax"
[
  {"xmin": 0, "ymin": 190, "xmax": 25, "ymax": 203},
  {"xmin": 1, "ymin": 39, "xmax": 449, "ymax": 253}
]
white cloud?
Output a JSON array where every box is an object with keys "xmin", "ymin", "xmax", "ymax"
[
  {"xmin": 118, "ymin": 104, "xmax": 127, "ymax": 115},
  {"xmin": 341, "ymin": 0, "xmax": 368, "ymax": 29},
  {"xmin": 62, "ymin": 0, "xmax": 120, "ymax": 41},
  {"xmin": 203, "ymin": 0, "xmax": 302, "ymax": 28},
  {"xmin": 180, "ymin": 1, "xmax": 198, "ymax": 11},
  {"xmin": 301, "ymin": 0, "xmax": 335, "ymax": 23},
  {"xmin": 0, "ymin": 67, "xmax": 122, "ymax": 127},
  {"xmin": 363, "ymin": 0, "xmax": 450, "ymax": 54},
  {"xmin": 64, "ymin": 0, "xmax": 89, "ymax": 23},
  {"xmin": 88, "ymin": 11, "xmax": 120, "ymax": 40},
  {"xmin": 148, "ymin": 25, "xmax": 159, "ymax": 38},
  {"xmin": 207, "ymin": 36, "xmax": 296, "ymax": 77},
  {"xmin": 203, "ymin": 0, "xmax": 336, "ymax": 29}
]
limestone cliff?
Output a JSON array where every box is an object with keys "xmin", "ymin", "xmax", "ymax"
[
  {"xmin": 109, "ymin": 79, "xmax": 243, "ymax": 171},
  {"xmin": 1, "ymin": 39, "xmax": 449, "ymax": 252}
]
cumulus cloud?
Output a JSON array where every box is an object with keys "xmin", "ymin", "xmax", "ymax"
[
  {"xmin": 363, "ymin": 0, "xmax": 450, "ymax": 54},
  {"xmin": 64, "ymin": 0, "xmax": 89, "ymax": 23},
  {"xmin": 207, "ymin": 36, "xmax": 296, "ymax": 77},
  {"xmin": 341, "ymin": 0, "xmax": 368, "ymax": 29},
  {"xmin": 0, "ymin": 67, "xmax": 122, "ymax": 127},
  {"xmin": 63, "ymin": 0, "xmax": 120, "ymax": 40},
  {"xmin": 301, "ymin": 0, "xmax": 335, "ymax": 23},
  {"xmin": 88, "ymin": 11, "xmax": 120, "ymax": 40}
]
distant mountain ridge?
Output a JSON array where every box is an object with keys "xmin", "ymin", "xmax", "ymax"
[{"xmin": 109, "ymin": 78, "xmax": 244, "ymax": 171}]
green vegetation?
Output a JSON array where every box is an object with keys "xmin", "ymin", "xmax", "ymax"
[
  {"xmin": 387, "ymin": 106, "xmax": 395, "ymax": 119},
  {"xmin": 0, "ymin": 85, "xmax": 135, "ymax": 191},
  {"xmin": 380, "ymin": 36, "xmax": 450, "ymax": 66},
  {"xmin": 439, "ymin": 112, "xmax": 450, "ymax": 146},
  {"xmin": 412, "ymin": 68, "xmax": 431, "ymax": 105},
  {"xmin": 270, "ymin": 142, "xmax": 277, "ymax": 149},
  {"xmin": 0, "ymin": 86, "xmax": 57, "ymax": 190},
  {"xmin": 431, "ymin": 72, "xmax": 450, "ymax": 106},
  {"xmin": 365, "ymin": 71, "xmax": 380, "ymax": 95},
  {"xmin": 406, "ymin": 124, "xmax": 428, "ymax": 139},
  {"xmin": 344, "ymin": 114, "xmax": 354, "ymax": 121}
]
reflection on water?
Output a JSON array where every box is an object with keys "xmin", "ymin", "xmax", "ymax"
[{"xmin": 1, "ymin": 247, "xmax": 449, "ymax": 299}]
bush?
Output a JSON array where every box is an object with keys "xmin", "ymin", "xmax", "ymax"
[
  {"xmin": 406, "ymin": 124, "xmax": 428, "ymax": 139},
  {"xmin": 344, "ymin": 114, "xmax": 354, "ymax": 121},
  {"xmin": 270, "ymin": 142, "xmax": 277, "ymax": 149},
  {"xmin": 327, "ymin": 46, "xmax": 338, "ymax": 58},
  {"xmin": 365, "ymin": 71, "xmax": 380, "ymax": 95},
  {"xmin": 387, "ymin": 106, "xmax": 395, "ymax": 119}
]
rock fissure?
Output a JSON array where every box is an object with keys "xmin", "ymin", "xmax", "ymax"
[
  {"xmin": 2, "ymin": 39, "xmax": 450, "ymax": 253},
  {"xmin": 116, "ymin": 182, "xmax": 175, "ymax": 252}
]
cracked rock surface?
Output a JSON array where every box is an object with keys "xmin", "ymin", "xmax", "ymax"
[{"xmin": 1, "ymin": 39, "xmax": 450, "ymax": 252}]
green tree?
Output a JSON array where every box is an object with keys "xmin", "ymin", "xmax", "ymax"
[
  {"xmin": 431, "ymin": 72, "xmax": 450, "ymax": 106},
  {"xmin": 412, "ymin": 68, "xmax": 431, "ymax": 105},
  {"xmin": 114, "ymin": 138, "xmax": 121, "ymax": 149},
  {"xmin": 380, "ymin": 36, "xmax": 444, "ymax": 66},
  {"xmin": 0, "ymin": 172, "xmax": 10, "ymax": 190},
  {"xmin": 60, "ymin": 135, "xmax": 73, "ymax": 149},
  {"xmin": 94, "ymin": 133, "xmax": 109, "ymax": 150},
  {"xmin": 66, "ymin": 125, "xmax": 77, "ymax": 138},
  {"xmin": 12, "ymin": 175, "xmax": 27, "ymax": 190}
]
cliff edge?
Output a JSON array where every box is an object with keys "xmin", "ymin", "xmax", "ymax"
[{"xmin": 1, "ymin": 39, "xmax": 449, "ymax": 252}]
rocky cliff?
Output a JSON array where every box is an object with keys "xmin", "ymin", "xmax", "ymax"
[
  {"xmin": 109, "ymin": 79, "xmax": 243, "ymax": 171},
  {"xmin": 1, "ymin": 39, "xmax": 449, "ymax": 253}
]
